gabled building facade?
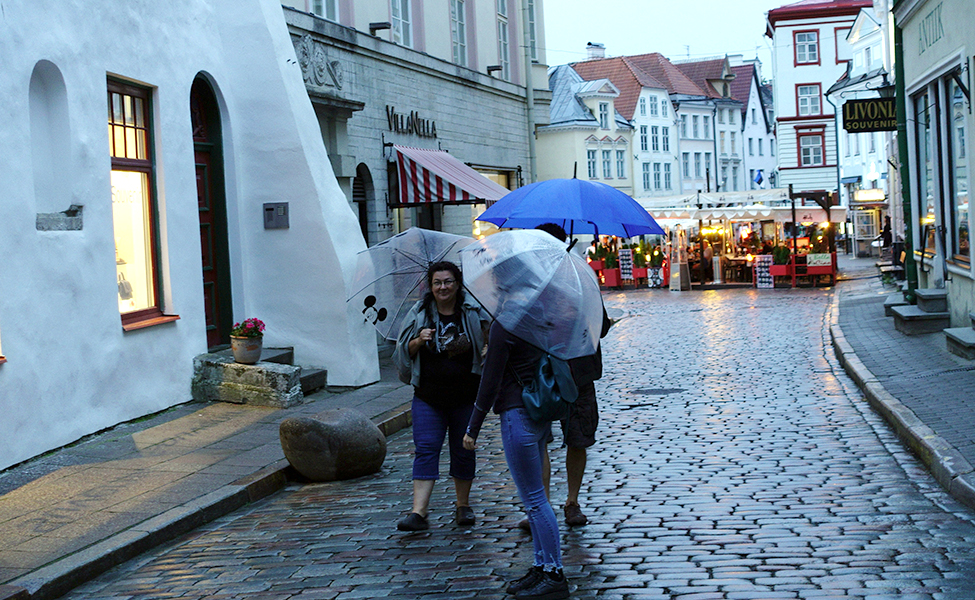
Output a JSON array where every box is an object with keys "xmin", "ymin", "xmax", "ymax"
[
  {"xmin": 729, "ymin": 58, "xmax": 778, "ymax": 191},
  {"xmin": 537, "ymin": 65, "xmax": 634, "ymax": 194},
  {"xmin": 766, "ymin": 0, "xmax": 873, "ymax": 194}
]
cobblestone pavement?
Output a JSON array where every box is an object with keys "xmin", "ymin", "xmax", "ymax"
[{"xmin": 62, "ymin": 287, "xmax": 975, "ymax": 600}]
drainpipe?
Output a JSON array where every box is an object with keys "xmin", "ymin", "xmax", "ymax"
[
  {"xmin": 894, "ymin": 23, "xmax": 917, "ymax": 302},
  {"xmin": 521, "ymin": 0, "xmax": 536, "ymax": 183}
]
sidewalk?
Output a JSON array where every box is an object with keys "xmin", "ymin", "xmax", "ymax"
[
  {"xmin": 0, "ymin": 353, "xmax": 413, "ymax": 600},
  {"xmin": 831, "ymin": 253, "xmax": 975, "ymax": 510}
]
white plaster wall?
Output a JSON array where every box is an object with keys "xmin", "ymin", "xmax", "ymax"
[{"xmin": 0, "ymin": 0, "xmax": 376, "ymax": 470}]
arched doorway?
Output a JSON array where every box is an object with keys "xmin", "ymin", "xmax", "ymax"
[{"xmin": 190, "ymin": 76, "xmax": 233, "ymax": 349}]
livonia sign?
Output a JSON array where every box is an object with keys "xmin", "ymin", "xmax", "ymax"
[{"xmin": 842, "ymin": 98, "xmax": 897, "ymax": 133}]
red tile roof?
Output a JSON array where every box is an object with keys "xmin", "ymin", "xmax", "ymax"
[
  {"xmin": 729, "ymin": 64, "xmax": 756, "ymax": 115},
  {"xmin": 673, "ymin": 58, "xmax": 727, "ymax": 98},
  {"xmin": 767, "ymin": 0, "xmax": 872, "ymax": 28}
]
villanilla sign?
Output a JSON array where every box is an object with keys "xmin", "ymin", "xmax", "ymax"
[{"xmin": 843, "ymin": 98, "xmax": 897, "ymax": 132}]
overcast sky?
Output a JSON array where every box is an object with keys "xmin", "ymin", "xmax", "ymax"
[{"xmin": 542, "ymin": 0, "xmax": 782, "ymax": 76}]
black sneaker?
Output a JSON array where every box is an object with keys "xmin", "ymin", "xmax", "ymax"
[
  {"xmin": 456, "ymin": 506, "xmax": 475, "ymax": 526},
  {"xmin": 506, "ymin": 566, "xmax": 543, "ymax": 595},
  {"xmin": 396, "ymin": 512, "xmax": 429, "ymax": 531},
  {"xmin": 514, "ymin": 570, "xmax": 569, "ymax": 600}
]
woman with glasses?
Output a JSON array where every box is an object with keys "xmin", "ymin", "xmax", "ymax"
[{"xmin": 394, "ymin": 261, "xmax": 491, "ymax": 531}]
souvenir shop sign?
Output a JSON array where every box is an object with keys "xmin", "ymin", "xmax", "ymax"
[{"xmin": 842, "ymin": 98, "xmax": 896, "ymax": 132}]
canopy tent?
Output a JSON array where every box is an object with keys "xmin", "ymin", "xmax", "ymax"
[
  {"xmin": 644, "ymin": 204, "xmax": 847, "ymax": 224},
  {"xmin": 390, "ymin": 145, "xmax": 510, "ymax": 207}
]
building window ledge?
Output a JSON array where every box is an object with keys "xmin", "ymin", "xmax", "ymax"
[
  {"xmin": 0, "ymin": 356, "xmax": 6, "ymax": 365},
  {"xmin": 122, "ymin": 314, "xmax": 181, "ymax": 332}
]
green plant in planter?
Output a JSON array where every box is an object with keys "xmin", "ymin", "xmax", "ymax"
[
  {"xmin": 633, "ymin": 250, "xmax": 647, "ymax": 268},
  {"xmin": 648, "ymin": 246, "xmax": 665, "ymax": 268},
  {"xmin": 605, "ymin": 252, "xmax": 618, "ymax": 269},
  {"xmin": 772, "ymin": 245, "xmax": 791, "ymax": 265}
]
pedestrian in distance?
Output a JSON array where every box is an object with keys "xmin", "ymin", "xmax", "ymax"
[
  {"xmin": 463, "ymin": 316, "xmax": 571, "ymax": 600},
  {"xmin": 518, "ymin": 223, "xmax": 612, "ymax": 531},
  {"xmin": 394, "ymin": 261, "xmax": 491, "ymax": 531}
]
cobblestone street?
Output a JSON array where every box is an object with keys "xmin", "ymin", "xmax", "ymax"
[{"xmin": 63, "ymin": 287, "xmax": 975, "ymax": 600}]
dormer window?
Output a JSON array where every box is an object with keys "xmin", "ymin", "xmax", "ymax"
[{"xmin": 599, "ymin": 102, "xmax": 609, "ymax": 129}]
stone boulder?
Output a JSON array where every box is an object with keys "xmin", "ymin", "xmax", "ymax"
[{"xmin": 279, "ymin": 408, "xmax": 387, "ymax": 481}]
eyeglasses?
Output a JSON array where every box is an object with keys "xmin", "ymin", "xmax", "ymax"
[{"xmin": 432, "ymin": 279, "xmax": 457, "ymax": 288}]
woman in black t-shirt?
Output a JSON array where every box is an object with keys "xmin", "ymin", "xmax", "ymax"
[{"xmin": 394, "ymin": 261, "xmax": 491, "ymax": 531}]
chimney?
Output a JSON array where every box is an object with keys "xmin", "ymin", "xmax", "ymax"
[{"xmin": 586, "ymin": 42, "xmax": 605, "ymax": 60}]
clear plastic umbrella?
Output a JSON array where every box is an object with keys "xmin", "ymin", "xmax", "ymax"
[
  {"xmin": 347, "ymin": 228, "xmax": 474, "ymax": 341},
  {"xmin": 461, "ymin": 229, "xmax": 603, "ymax": 360}
]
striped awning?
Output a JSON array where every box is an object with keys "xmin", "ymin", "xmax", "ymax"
[{"xmin": 392, "ymin": 145, "xmax": 510, "ymax": 207}]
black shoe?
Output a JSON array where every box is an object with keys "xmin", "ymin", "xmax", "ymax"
[
  {"xmin": 514, "ymin": 570, "xmax": 569, "ymax": 600},
  {"xmin": 456, "ymin": 505, "xmax": 475, "ymax": 526},
  {"xmin": 506, "ymin": 566, "xmax": 543, "ymax": 595},
  {"xmin": 517, "ymin": 517, "xmax": 531, "ymax": 532},
  {"xmin": 397, "ymin": 512, "xmax": 429, "ymax": 531}
]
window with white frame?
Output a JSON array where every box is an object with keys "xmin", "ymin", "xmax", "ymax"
[
  {"xmin": 642, "ymin": 163, "xmax": 651, "ymax": 191},
  {"xmin": 602, "ymin": 149, "xmax": 611, "ymax": 178},
  {"xmin": 312, "ymin": 0, "xmax": 337, "ymax": 20},
  {"xmin": 692, "ymin": 115, "xmax": 699, "ymax": 138},
  {"xmin": 450, "ymin": 0, "xmax": 467, "ymax": 67},
  {"xmin": 527, "ymin": 0, "xmax": 537, "ymax": 61},
  {"xmin": 682, "ymin": 153, "xmax": 690, "ymax": 177},
  {"xmin": 662, "ymin": 126, "xmax": 670, "ymax": 151},
  {"xmin": 649, "ymin": 95, "xmax": 658, "ymax": 116},
  {"xmin": 797, "ymin": 84, "xmax": 820, "ymax": 116},
  {"xmin": 694, "ymin": 152, "xmax": 701, "ymax": 177},
  {"xmin": 732, "ymin": 166, "xmax": 739, "ymax": 191},
  {"xmin": 587, "ymin": 149, "xmax": 597, "ymax": 178},
  {"xmin": 729, "ymin": 110, "xmax": 735, "ymax": 125},
  {"xmin": 639, "ymin": 97, "xmax": 646, "ymax": 116},
  {"xmin": 758, "ymin": 139, "xmax": 763, "ymax": 156},
  {"xmin": 496, "ymin": 0, "xmax": 506, "ymax": 17},
  {"xmin": 681, "ymin": 115, "xmax": 687, "ymax": 137},
  {"xmin": 703, "ymin": 116, "xmax": 710, "ymax": 138},
  {"xmin": 497, "ymin": 16, "xmax": 510, "ymax": 80},
  {"xmin": 720, "ymin": 131, "xmax": 726, "ymax": 154},
  {"xmin": 748, "ymin": 138, "xmax": 754, "ymax": 155},
  {"xmin": 664, "ymin": 163, "xmax": 672, "ymax": 190},
  {"xmin": 705, "ymin": 152, "xmax": 712, "ymax": 179},
  {"xmin": 799, "ymin": 133, "xmax": 824, "ymax": 166},
  {"xmin": 651, "ymin": 126, "xmax": 659, "ymax": 151},
  {"xmin": 640, "ymin": 126, "xmax": 648, "ymax": 151},
  {"xmin": 752, "ymin": 108, "xmax": 757, "ymax": 124},
  {"xmin": 730, "ymin": 131, "xmax": 736, "ymax": 154},
  {"xmin": 653, "ymin": 163, "xmax": 661, "ymax": 190},
  {"xmin": 661, "ymin": 100, "xmax": 668, "ymax": 117},
  {"xmin": 948, "ymin": 75, "xmax": 970, "ymax": 259},
  {"xmin": 717, "ymin": 108, "xmax": 724, "ymax": 124},
  {"xmin": 721, "ymin": 166, "xmax": 728, "ymax": 187},
  {"xmin": 864, "ymin": 46, "xmax": 872, "ymax": 69},
  {"xmin": 599, "ymin": 103, "xmax": 609, "ymax": 129},
  {"xmin": 795, "ymin": 31, "xmax": 818, "ymax": 64},
  {"xmin": 616, "ymin": 150, "xmax": 626, "ymax": 178},
  {"xmin": 391, "ymin": 0, "xmax": 412, "ymax": 47},
  {"xmin": 771, "ymin": 141, "xmax": 775, "ymax": 156},
  {"xmin": 852, "ymin": 132, "xmax": 860, "ymax": 155}
]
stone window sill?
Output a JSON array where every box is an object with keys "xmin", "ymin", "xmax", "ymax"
[{"xmin": 122, "ymin": 314, "xmax": 180, "ymax": 332}]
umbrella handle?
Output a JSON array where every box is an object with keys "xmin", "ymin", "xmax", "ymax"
[{"xmin": 567, "ymin": 239, "xmax": 578, "ymax": 253}]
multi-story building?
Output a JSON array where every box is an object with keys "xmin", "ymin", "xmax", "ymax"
[
  {"xmin": 284, "ymin": 0, "xmax": 550, "ymax": 243},
  {"xmin": 537, "ymin": 65, "xmax": 634, "ymax": 193},
  {"xmin": 825, "ymin": 5, "xmax": 895, "ymax": 256},
  {"xmin": 728, "ymin": 57, "xmax": 778, "ymax": 191},
  {"xmin": 766, "ymin": 0, "xmax": 873, "ymax": 194}
]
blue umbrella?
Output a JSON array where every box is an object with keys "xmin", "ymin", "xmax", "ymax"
[{"xmin": 476, "ymin": 178, "xmax": 665, "ymax": 238}]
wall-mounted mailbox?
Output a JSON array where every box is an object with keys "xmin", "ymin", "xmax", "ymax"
[{"xmin": 264, "ymin": 202, "xmax": 289, "ymax": 229}]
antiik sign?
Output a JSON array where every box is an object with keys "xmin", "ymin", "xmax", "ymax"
[{"xmin": 842, "ymin": 98, "xmax": 897, "ymax": 133}]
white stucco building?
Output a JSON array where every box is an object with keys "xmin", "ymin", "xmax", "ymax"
[
  {"xmin": 729, "ymin": 58, "xmax": 778, "ymax": 192},
  {"xmin": 766, "ymin": 0, "xmax": 873, "ymax": 194},
  {"xmin": 0, "ymin": 0, "xmax": 381, "ymax": 470}
]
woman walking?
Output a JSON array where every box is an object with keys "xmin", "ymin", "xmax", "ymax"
[
  {"xmin": 463, "ymin": 320, "xmax": 570, "ymax": 600},
  {"xmin": 395, "ymin": 261, "xmax": 491, "ymax": 531}
]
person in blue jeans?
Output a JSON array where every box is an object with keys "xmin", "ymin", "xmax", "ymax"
[
  {"xmin": 395, "ymin": 261, "xmax": 491, "ymax": 531},
  {"xmin": 464, "ymin": 320, "xmax": 570, "ymax": 600}
]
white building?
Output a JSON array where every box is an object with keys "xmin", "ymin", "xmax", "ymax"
[
  {"xmin": 728, "ymin": 58, "xmax": 778, "ymax": 192},
  {"xmin": 766, "ymin": 0, "xmax": 873, "ymax": 194},
  {"xmin": 0, "ymin": 0, "xmax": 385, "ymax": 470}
]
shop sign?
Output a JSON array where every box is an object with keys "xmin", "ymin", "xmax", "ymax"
[
  {"xmin": 918, "ymin": 2, "xmax": 944, "ymax": 55},
  {"xmin": 807, "ymin": 253, "xmax": 832, "ymax": 267},
  {"xmin": 386, "ymin": 106, "xmax": 437, "ymax": 138},
  {"xmin": 842, "ymin": 98, "xmax": 897, "ymax": 133}
]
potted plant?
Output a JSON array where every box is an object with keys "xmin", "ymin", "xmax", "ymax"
[
  {"xmin": 769, "ymin": 245, "xmax": 791, "ymax": 277},
  {"xmin": 589, "ymin": 244, "xmax": 606, "ymax": 271},
  {"xmin": 230, "ymin": 317, "xmax": 265, "ymax": 364},
  {"xmin": 631, "ymin": 245, "xmax": 648, "ymax": 281},
  {"xmin": 601, "ymin": 251, "xmax": 621, "ymax": 287}
]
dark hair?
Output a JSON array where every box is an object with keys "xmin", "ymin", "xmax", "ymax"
[
  {"xmin": 535, "ymin": 222, "xmax": 567, "ymax": 242},
  {"xmin": 423, "ymin": 261, "xmax": 464, "ymax": 314}
]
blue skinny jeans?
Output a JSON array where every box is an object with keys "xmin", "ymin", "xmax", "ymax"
[
  {"xmin": 411, "ymin": 396, "xmax": 476, "ymax": 481},
  {"xmin": 500, "ymin": 407, "xmax": 563, "ymax": 571}
]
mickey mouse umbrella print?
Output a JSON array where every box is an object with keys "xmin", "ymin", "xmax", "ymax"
[{"xmin": 347, "ymin": 228, "xmax": 475, "ymax": 341}]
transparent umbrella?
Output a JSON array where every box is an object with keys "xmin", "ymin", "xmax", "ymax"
[
  {"xmin": 461, "ymin": 229, "xmax": 603, "ymax": 360},
  {"xmin": 347, "ymin": 228, "xmax": 474, "ymax": 340}
]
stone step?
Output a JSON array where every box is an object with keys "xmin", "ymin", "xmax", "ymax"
[
  {"xmin": 260, "ymin": 346, "xmax": 294, "ymax": 365},
  {"xmin": 945, "ymin": 327, "xmax": 975, "ymax": 360},
  {"xmin": 884, "ymin": 293, "xmax": 909, "ymax": 317},
  {"xmin": 891, "ymin": 304, "xmax": 951, "ymax": 335},
  {"xmin": 300, "ymin": 368, "xmax": 328, "ymax": 395},
  {"xmin": 915, "ymin": 288, "xmax": 948, "ymax": 313}
]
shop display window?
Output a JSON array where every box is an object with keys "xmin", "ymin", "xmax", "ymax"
[
  {"xmin": 914, "ymin": 90, "xmax": 937, "ymax": 254},
  {"xmin": 948, "ymin": 76, "xmax": 970, "ymax": 261}
]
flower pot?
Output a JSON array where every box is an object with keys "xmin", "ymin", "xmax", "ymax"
[
  {"xmin": 769, "ymin": 264, "xmax": 789, "ymax": 277},
  {"xmin": 231, "ymin": 335, "xmax": 263, "ymax": 364},
  {"xmin": 631, "ymin": 267, "xmax": 648, "ymax": 280},
  {"xmin": 589, "ymin": 259, "xmax": 604, "ymax": 271},
  {"xmin": 602, "ymin": 268, "xmax": 621, "ymax": 288}
]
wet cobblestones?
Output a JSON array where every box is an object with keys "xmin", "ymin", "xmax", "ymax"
[{"xmin": 63, "ymin": 288, "xmax": 975, "ymax": 599}]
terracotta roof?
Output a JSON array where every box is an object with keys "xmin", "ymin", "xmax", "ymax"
[
  {"xmin": 621, "ymin": 53, "xmax": 707, "ymax": 98},
  {"xmin": 570, "ymin": 58, "xmax": 645, "ymax": 120},
  {"xmin": 673, "ymin": 58, "xmax": 728, "ymax": 98},
  {"xmin": 728, "ymin": 64, "xmax": 755, "ymax": 115},
  {"xmin": 767, "ymin": 0, "xmax": 872, "ymax": 29}
]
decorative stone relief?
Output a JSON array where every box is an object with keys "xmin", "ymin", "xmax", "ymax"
[{"xmin": 293, "ymin": 34, "xmax": 342, "ymax": 91}]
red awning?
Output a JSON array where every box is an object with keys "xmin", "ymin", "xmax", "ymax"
[{"xmin": 393, "ymin": 145, "xmax": 510, "ymax": 206}]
